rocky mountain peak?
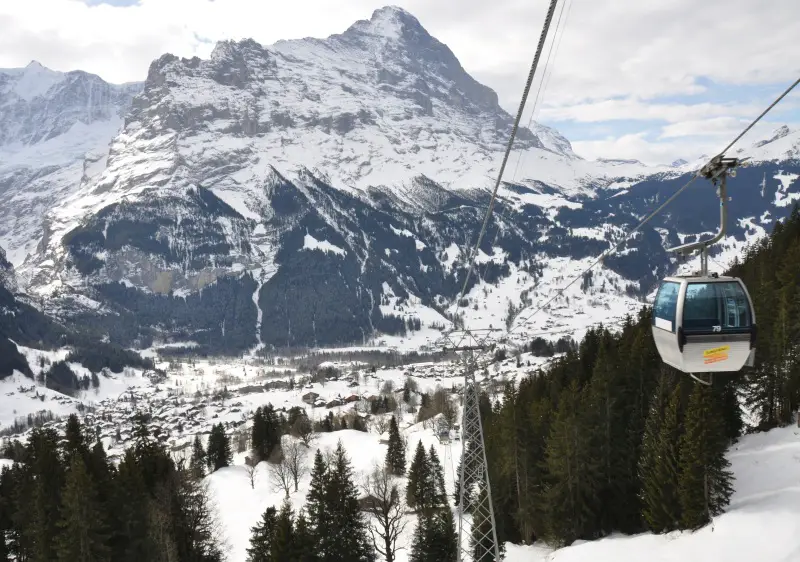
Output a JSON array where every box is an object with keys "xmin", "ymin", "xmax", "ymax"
[
  {"xmin": 345, "ymin": 5, "xmax": 428, "ymax": 41},
  {"xmin": 754, "ymin": 125, "xmax": 793, "ymax": 148},
  {"xmin": 332, "ymin": 5, "xmax": 502, "ymax": 118},
  {"xmin": 0, "ymin": 60, "xmax": 65, "ymax": 103},
  {"xmin": 0, "ymin": 61, "xmax": 142, "ymax": 147}
]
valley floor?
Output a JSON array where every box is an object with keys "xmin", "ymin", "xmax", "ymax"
[{"xmin": 4, "ymin": 348, "xmax": 799, "ymax": 562}]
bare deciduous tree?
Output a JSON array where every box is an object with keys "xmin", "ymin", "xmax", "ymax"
[
  {"xmin": 244, "ymin": 456, "xmax": 257, "ymax": 489},
  {"xmin": 268, "ymin": 451, "xmax": 292, "ymax": 497},
  {"xmin": 283, "ymin": 441, "xmax": 309, "ymax": 493},
  {"xmin": 355, "ymin": 399, "xmax": 372, "ymax": 414},
  {"xmin": 373, "ymin": 416, "xmax": 390, "ymax": 435},
  {"xmin": 293, "ymin": 416, "xmax": 315, "ymax": 447},
  {"xmin": 235, "ymin": 428, "xmax": 249, "ymax": 454},
  {"xmin": 362, "ymin": 464, "xmax": 407, "ymax": 562}
]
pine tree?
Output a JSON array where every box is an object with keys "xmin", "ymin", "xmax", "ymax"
[
  {"xmin": 653, "ymin": 381, "xmax": 683, "ymax": 530},
  {"xmin": 434, "ymin": 508, "xmax": 459, "ymax": 561},
  {"xmin": 427, "ymin": 445, "xmax": 447, "ymax": 508},
  {"xmin": 247, "ymin": 506, "xmax": 277, "ymax": 562},
  {"xmin": 293, "ymin": 509, "xmax": 315, "ymax": 562},
  {"xmin": 132, "ymin": 412, "xmax": 151, "ymax": 444},
  {"xmin": 252, "ymin": 406, "xmax": 267, "ymax": 461},
  {"xmin": 86, "ymin": 439, "xmax": 115, "ymax": 543},
  {"xmin": 111, "ymin": 450, "xmax": 156, "ymax": 561},
  {"xmin": 542, "ymin": 380, "xmax": 600, "ymax": 545},
  {"xmin": 0, "ymin": 466, "xmax": 14, "ymax": 561},
  {"xmin": 55, "ymin": 456, "xmax": 110, "ymax": 562},
  {"xmin": 639, "ymin": 373, "xmax": 682, "ymax": 532},
  {"xmin": 271, "ymin": 499, "xmax": 294, "ymax": 562},
  {"xmin": 323, "ymin": 441, "xmax": 376, "ymax": 562},
  {"xmin": 678, "ymin": 384, "xmax": 735, "ymax": 530},
  {"xmin": 190, "ymin": 435, "xmax": 207, "ymax": 479},
  {"xmin": 410, "ymin": 508, "xmax": 458, "ymax": 562},
  {"xmin": 385, "ymin": 416, "xmax": 406, "ymax": 475},
  {"xmin": 406, "ymin": 441, "xmax": 429, "ymax": 511},
  {"xmin": 305, "ymin": 449, "xmax": 329, "ymax": 557},
  {"xmin": 64, "ymin": 413, "xmax": 89, "ymax": 464},
  {"xmin": 23, "ymin": 427, "xmax": 65, "ymax": 562},
  {"xmin": 207, "ymin": 423, "xmax": 232, "ymax": 472},
  {"xmin": 716, "ymin": 378, "xmax": 745, "ymax": 442},
  {"xmin": 409, "ymin": 514, "xmax": 432, "ymax": 562},
  {"xmin": 262, "ymin": 404, "xmax": 282, "ymax": 460},
  {"xmin": 585, "ymin": 340, "xmax": 634, "ymax": 535}
]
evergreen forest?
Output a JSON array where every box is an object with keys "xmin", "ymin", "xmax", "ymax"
[
  {"xmin": 3, "ymin": 209, "xmax": 800, "ymax": 560},
  {"xmin": 0, "ymin": 413, "xmax": 223, "ymax": 561},
  {"xmin": 477, "ymin": 206, "xmax": 800, "ymax": 548}
]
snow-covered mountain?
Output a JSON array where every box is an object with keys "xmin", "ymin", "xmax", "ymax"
[
  {"xmin": 0, "ymin": 61, "xmax": 143, "ymax": 265},
  {"xmin": 2, "ymin": 6, "xmax": 799, "ymax": 355},
  {"xmin": 0, "ymin": 245, "xmax": 14, "ymax": 293}
]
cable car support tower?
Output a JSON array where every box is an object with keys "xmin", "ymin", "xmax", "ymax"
[
  {"xmin": 440, "ymin": 0, "xmax": 563, "ymax": 557},
  {"xmin": 440, "ymin": 329, "xmax": 501, "ymax": 562}
]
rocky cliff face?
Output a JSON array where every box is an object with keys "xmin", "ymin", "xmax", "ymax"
[
  {"xmin": 2, "ymin": 7, "xmax": 799, "ymax": 355},
  {"xmin": 0, "ymin": 61, "xmax": 142, "ymax": 266},
  {"xmin": 0, "ymin": 246, "xmax": 15, "ymax": 293}
]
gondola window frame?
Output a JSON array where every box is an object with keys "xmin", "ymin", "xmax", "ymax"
[{"xmin": 653, "ymin": 280, "xmax": 680, "ymax": 333}]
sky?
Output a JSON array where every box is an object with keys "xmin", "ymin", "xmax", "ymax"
[{"xmin": 0, "ymin": 0, "xmax": 798, "ymax": 165}]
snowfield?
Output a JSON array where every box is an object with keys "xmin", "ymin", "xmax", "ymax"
[
  {"xmin": 208, "ymin": 410, "xmax": 800, "ymax": 562},
  {"xmin": 3, "ymin": 344, "xmax": 800, "ymax": 562},
  {"xmin": 506, "ymin": 425, "xmax": 800, "ymax": 562},
  {"xmin": 207, "ymin": 420, "xmax": 466, "ymax": 562}
]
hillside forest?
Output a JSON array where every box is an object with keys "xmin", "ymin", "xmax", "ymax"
[
  {"xmin": 2, "ymin": 207, "xmax": 800, "ymax": 560},
  {"xmin": 479, "ymin": 205, "xmax": 800, "ymax": 549}
]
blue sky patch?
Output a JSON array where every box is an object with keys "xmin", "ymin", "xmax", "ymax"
[{"xmin": 82, "ymin": 0, "xmax": 141, "ymax": 7}]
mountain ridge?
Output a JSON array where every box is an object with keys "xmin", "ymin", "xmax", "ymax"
[
  {"xmin": 0, "ymin": 6, "xmax": 798, "ymax": 355},
  {"xmin": 0, "ymin": 61, "xmax": 143, "ymax": 266}
]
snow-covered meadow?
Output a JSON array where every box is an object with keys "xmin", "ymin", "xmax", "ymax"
[{"xmin": 4, "ymin": 342, "xmax": 800, "ymax": 562}]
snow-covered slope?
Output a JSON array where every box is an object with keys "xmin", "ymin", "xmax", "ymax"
[
  {"xmin": 150, "ymin": 354, "xmax": 800, "ymax": 562},
  {"xmin": 507, "ymin": 424, "xmax": 800, "ymax": 562},
  {"xmin": 2, "ymin": 346, "xmax": 798, "ymax": 562},
  {"xmin": 3, "ymin": 6, "xmax": 800, "ymax": 355},
  {"xmin": 0, "ymin": 61, "xmax": 142, "ymax": 266}
]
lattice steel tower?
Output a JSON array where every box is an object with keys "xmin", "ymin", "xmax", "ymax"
[{"xmin": 441, "ymin": 330, "xmax": 502, "ymax": 561}]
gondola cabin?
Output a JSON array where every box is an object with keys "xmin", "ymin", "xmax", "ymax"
[{"xmin": 652, "ymin": 274, "xmax": 756, "ymax": 373}]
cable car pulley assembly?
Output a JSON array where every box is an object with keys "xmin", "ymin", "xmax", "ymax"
[{"xmin": 651, "ymin": 156, "xmax": 757, "ymax": 385}]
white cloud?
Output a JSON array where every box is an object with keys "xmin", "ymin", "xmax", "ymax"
[
  {"xmin": 573, "ymin": 133, "xmax": 681, "ymax": 165},
  {"xmin": 572, "ymin": 119, "xmax": 789, "ymax": 165},
  {"xmin": 539, "ymin": 100, "xmax": 765, "ymax": 125},
  {"xmin": 0, "ymin": 0, "xmax": 798, "ymax": 163},
  {"xmin": 2, "ymin": 0, "xmax": 798, "ymax": 99},
  {"xmin": 658, "ymin": 117, "xmax": 751, "ymax": 139}
]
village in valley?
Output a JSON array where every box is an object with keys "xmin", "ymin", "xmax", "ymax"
[{"xmin": 0, "ymin": 342, "xmax": 560, "ymax": 561}]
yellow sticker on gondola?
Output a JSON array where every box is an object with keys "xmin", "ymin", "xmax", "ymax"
[{"xmin": 703, "ymin": 345, "xmax": 730, "ymax": 364}]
